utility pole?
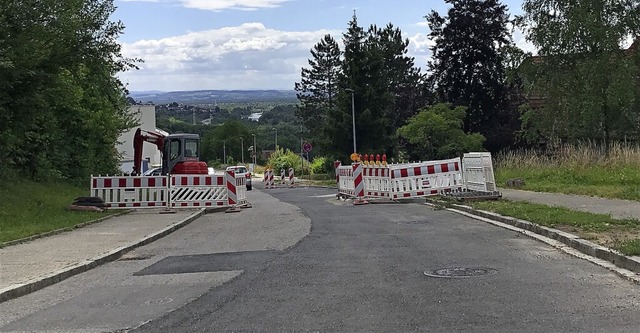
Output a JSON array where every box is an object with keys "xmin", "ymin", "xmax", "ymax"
[
  {"xmin": 241, "ymin": 137, "xmax": 244, "ymax": 164},
  {"xmin": 300, "ymin": 123, "xmax": 304, "ymax": 177},
  {"xmin": 272, "ymin": 128, "xmax": 278, "ymax": 151},
  {"xmin": 223, "ymin": 140, "xmax": 226, "ymax": 165},
  {"xmin": 252, "ymin": 134, "xmax": 257, "ymax": 169},
  {"xmin": 345, "ymin": 89, "xmax": 356, "ymax": 153}
]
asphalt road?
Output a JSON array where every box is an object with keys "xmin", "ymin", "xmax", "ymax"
[{"xmin": 1, "ymin": 187, "xmax": 639, "ymax": 332}]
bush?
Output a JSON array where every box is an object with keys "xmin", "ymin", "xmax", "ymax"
[
  {"xmin": 253, "ymin": 165, "xmax": 265, "ymax": 175},
  {"xmin": 267, "ymin": 147, "xmax": 307, "ymax": 175},
  {"xmin": 310, "ymin": 156, "xmax": 328, "ymax": 174}
]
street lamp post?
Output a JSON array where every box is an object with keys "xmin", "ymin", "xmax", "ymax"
[
  {"xmin": 252, "ymin": 134, "xmax": 257, "ymax": 168},
  {"xmin": 240, "ymin": 137, "xmax": 244, "ymax": 164},
  {"xmin": 273, "ymin": 128, "xmax": 278, "ymax": 151},
  {"xmin": 300, "ymin": 123, "xmax": 304, "ymax": 177},
  {"xmin": 345, "ymin": 88, "xmax": 356, "ymax": 153},
  {"xmin": 223, "ymin": 140, "xmax": 226, "ymax": 165}
]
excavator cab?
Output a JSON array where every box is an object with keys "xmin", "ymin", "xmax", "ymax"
[
  {"xmin": 161, "ymin": 133, "xmax": 208, "ymax": 175},
  {"xmin": 133, "ymin": 128, "xmax": 208, "ymax": 175}
]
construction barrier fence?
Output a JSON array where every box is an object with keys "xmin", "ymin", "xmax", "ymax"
[
  {"xmin": 90, "ymin": 173, "xmax": 248, "ymax": 210},
  {"xmin": 337, "ymin": 152, "xmax": 496, "ymax": 201}
]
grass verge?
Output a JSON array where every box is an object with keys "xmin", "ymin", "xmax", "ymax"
[
  {"xmin": 495, "ymin": 166, "xmax": 640, "ymax": 200},
  {"xmin": 467, "ymin": 200, "xmax": 640, "ymax": 256},
  {"xmin": 0, "ymin": 179, "xmax": 115, "ymax": 244},
  {"xmin": 495, "ymin": 142, "xmax": 640, "ymax": 200}
]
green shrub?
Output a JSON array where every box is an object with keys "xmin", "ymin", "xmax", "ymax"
[
  {"xmin": 253, "ymin": 165, "xmax": 265, "ymax": 175},
  {"xmin": 310, "ymin": 156, "xmax": 328, "ymax": 174},
  {"xmin": 267, "ymin": 148, "xmax": 307, "ymax": 175}
]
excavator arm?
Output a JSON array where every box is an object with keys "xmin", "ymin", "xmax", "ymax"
[{"xmin": 133, "ymin": 128, "xmax": 165, "ymax": 175}]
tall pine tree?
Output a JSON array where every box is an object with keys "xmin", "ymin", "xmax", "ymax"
[
  {"xmin": 296, "ymin": 13, "xmax": 424, "ymax": 160},
  {"xmin": 427, "ymin": 0, "xmax": 517, "ymax": 152},
  {"xmin": 294, "ymin": 34, "xmax": 341, "ymax": 155}
]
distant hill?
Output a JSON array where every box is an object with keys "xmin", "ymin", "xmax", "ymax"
[{"xmin": 129, "ymin": 90, "xmax": 298, "ymax": 104}]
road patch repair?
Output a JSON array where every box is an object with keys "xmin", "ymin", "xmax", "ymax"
[
  {"xmin": 133, "ymin": 251, "xmax": 278, "ymax": 276},
  {"xmin": 0, "ymin": 209, "xmax": 206, "ymax": 303}
]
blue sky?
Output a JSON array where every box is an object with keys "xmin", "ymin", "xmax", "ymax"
[{"xmin": 114, "ymin": 0, "xmax": 529, "ymax": 92}]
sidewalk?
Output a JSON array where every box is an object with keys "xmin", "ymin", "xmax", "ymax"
[
  {"xmin": 500, "ymin": 188, "xmax": 640, "ymax": 219},
  {"xmin": 0, "ymin": 209, "xmax": 204, "ymax": 303}
]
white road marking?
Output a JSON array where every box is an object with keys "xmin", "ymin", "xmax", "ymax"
[{"xmin": 310, "ymin": 194, "xmax": 338, "ymax": 198}]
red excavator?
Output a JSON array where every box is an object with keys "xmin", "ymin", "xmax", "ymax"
[{"xmin": 132, "ymin": 128, "xmax": 208, "ymax": 175}]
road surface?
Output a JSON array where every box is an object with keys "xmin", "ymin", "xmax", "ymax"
[{"xmin": 1, "ymin": 187, "xmax": 638, "ymax": 332}]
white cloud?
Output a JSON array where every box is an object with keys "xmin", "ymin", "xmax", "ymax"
[
  {"xmin": 119, "ymin": 21, "xmax": 541, "ymax": 91},
  {"xmin": 512, "ymin": 26, "xmax": 537, "ymax": 55},
  {"xmin": 120, "ymin": 23, "xmax": 339, "ymax": 91},
  {"xmin": 117, "ymin": 0, "xmax": 289, "ymax": 11},
  {"xmin": 180, "ymin": 0, "xmax": 289, "ymax": 11},
  {"xmin": 406, "ymin": 32, "xmax": 434, "ymax": 68}
]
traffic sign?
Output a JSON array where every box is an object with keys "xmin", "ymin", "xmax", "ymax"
[{"xmin": 303, "ymin": 142, "xmax": 312, "ymax": 153}]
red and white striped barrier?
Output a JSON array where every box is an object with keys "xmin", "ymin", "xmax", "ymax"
[
  {"xmin": 288, "ymin": 168, "xmax": 295, "ymax": 186},
  {"xmin": 336, "ymin": 153, "xmax": 494, "ymax": 204},
  {"xmin": 90, "ymin": 172, "xmax": 248, "ymax": 210},
  {"xmin": 263, "ymin": 169, "xmax": 275, "ymax": 189},
  {"xmin": 363, "ymin": 167, "xmax": 392, "ymax": 198},
  {"xmin": 280, "ymin": 169, "xmax": 286, "ymax": 185},
  {"xmin": 226, "ymin": 170, "xmax": 237, "ymax": 206},
  {"xmin": 91, "ymin": 176, "xmax": 168, "ymax": 208},
  {"xmin": 337, "ymin": 165, "xmax": 355, "ymax": 197},
  {"xmin": 389, "ymin": 158, "xmax": 463, "ymax": 200},
  {"xmin": 170, "ymin": 175, "xmax": 228, "ymax": 208},
  {"xmin": 352, "ymin": 163, "xmax": 368, "ymax": 205}
]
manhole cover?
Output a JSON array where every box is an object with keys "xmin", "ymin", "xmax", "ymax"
[{"xmin": 424, "ymin": 267, "xmax": 498, "ymax": 278}]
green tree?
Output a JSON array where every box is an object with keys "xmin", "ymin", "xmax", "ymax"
[
  {"xmin": 296, "ymin": 14, "xmax": 424, "ymax": 160},
  {"xmin": 397, "ymin": 103, "xmax": 485, "ymax": 160},
  {"xmin": 323, "ymin": 13, "xmax": 367, "ymax": 158},
  {"xmin": 364, "ymin": 23, "xmax": 424, "ymax": 156},
  {"xmin": 259, "ymin": 104, "xmax": 298, "ymax": 125},
  {"xmin": 426, "ymin": 0, "xmax": 519, "ymax": 152},
  {"xmin": 201, "ymin": 120, "xmax": 251, "ymax": 165},
  {"xmin": 294, "ymin": 34, "xmax": 341, "ymax": 154},
  {"xmin": 518, "ymin": 0, "xmax": 640, "ymax": 149},
  {"xmin": 0, "ymin": 0, "xmax": 139, "ymax": 183}
]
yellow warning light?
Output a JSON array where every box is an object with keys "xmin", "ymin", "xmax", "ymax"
[{"xmin": 350, "ymin": 153, "xmax": 358, "ymax": 162}]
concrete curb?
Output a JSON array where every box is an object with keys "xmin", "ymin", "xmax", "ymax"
[
  {"xmin": 434, "ymin": 202, "xmax": 640, "ymax": 283},
  {"xmin": 0, "ymin": 209, "xmax": 206, "ymax": 303}
]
